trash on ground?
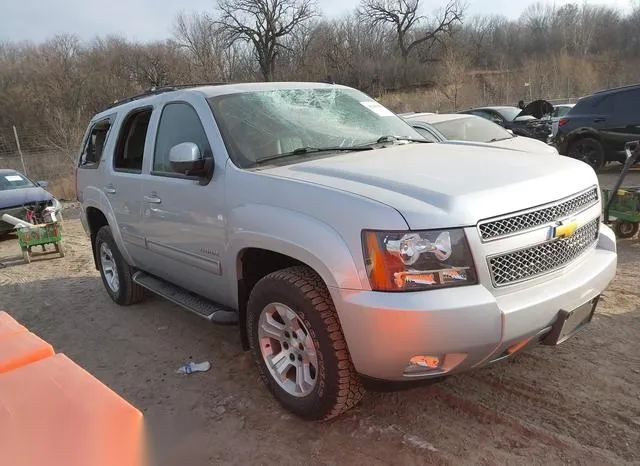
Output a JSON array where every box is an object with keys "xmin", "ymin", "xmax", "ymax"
[{"xmin": 176, "ymin": 360, "xmax": 211, "ymax": 375}]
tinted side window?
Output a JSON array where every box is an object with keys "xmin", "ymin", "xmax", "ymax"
[
  {"xmin": 114, "ymin": 108, "xmax": 152, "ymax": 173},
  {"xmin": 612, "ymin": 89, "xmax": 640, "ymax": 117},
  {"xmin": 153, "ymin": 103, "xmax": 212, "ymax": 174},
  {"xmin": 79, "ymin": 119, "xmax": 111, "ymax": 168},
  {"xmin": 591, "ymin": 95, "xmax": 613, "ymax": 114}
]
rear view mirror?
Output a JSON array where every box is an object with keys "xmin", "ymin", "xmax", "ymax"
[{"xmin": 37, "ymin": 180, "xmax": 49, "ymax": 188}]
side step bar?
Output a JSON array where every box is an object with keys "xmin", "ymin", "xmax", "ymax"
[{"xmin": 132, "ymin": 271, "xmax": 238, "ymax": 325}]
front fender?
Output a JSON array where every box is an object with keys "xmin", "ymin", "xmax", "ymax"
[
  {"xmin": 81, "ymin": 186, "xmax": 137, "ymax": 267},
  {"xmin": 226, "ymin": 204, "xmax": 366, "ymax": 304}
]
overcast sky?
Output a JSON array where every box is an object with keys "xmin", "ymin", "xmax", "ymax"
[{"xmin": 1, "ymin": 0, "xmax": 633, "ymax": 44}]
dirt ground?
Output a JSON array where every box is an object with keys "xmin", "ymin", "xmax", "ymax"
[{"xmin": 1, "ymin": 196, "xmax": 639, "ymax": 465}]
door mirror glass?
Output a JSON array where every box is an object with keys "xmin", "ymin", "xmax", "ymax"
[{"xmin": 169, "ymin": 142, "xmax": 206, "ymax": 175}]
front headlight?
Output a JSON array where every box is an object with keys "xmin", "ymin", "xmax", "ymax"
[
  {"xmin": 362, "ymin": 229, "xmax": 477, "ymax": 291},
  {"xmin": 51, "ymin": 198, "xmax": 63, "ymax": 212}
]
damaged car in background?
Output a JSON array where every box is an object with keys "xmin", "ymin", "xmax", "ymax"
[
  {"xmin": 459, "ymin": 100, "xmax": 554, "ymax": 142},
  {"xmin": 0, "ymin": 169, "xmax": 62, "ymax": 236},
  {"xmin": 401, "ymin": 112, "xmax": 559, "ymax": 155}
]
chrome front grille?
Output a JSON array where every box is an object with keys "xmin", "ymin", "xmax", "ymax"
[
  {"xmin": 478, "ymin": 187, "xmax": 599, "ymax": 241},
  {"xmin": 488, "ymin": 217, "xmax": 600, "ymax": 287}
]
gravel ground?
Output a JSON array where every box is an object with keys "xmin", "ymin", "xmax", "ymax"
[{"xmin": 0, "ymin": 169, "xmax": 639, "ymax": 466}]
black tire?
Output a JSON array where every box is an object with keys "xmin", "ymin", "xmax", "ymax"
[
  {"xmin": 246, "ymin": 265, "xmax": 365, "ymax": 421},
  {"xmin": 567, "ymin": 137, "xmax": 605, "ymax": 172},
  {"xmin": 95, "ymin": 225, "xmax": 145, "ymax": 305},
  {"xmin": 613, "ymin": 220, "xmax": 639, "ymax": 239}
]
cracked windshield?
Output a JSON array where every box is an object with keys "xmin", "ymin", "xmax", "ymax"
[{"xmin": 208, "ymin": 87, "xmax": 426, "ymax": 167}]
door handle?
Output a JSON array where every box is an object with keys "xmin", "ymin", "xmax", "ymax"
[
  {"xmin": 104, "ymin": 185, "xmax": 116, "ymax": 195},
  {"xmin": 594, "ymin": 118, "xmax": 606, "ymax": 123},
  {"xmin": 144, "ymin": 195, "xmax": 162, "ymax": 204}
]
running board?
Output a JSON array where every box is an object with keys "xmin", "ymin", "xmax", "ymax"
[{"xmin": 132, "ymin": 271, "xmax": 238, "ymax": 325}]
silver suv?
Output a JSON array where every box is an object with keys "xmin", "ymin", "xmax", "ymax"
[{"xmin": 76, "ymin": 82, "xmax": 617, "ymax": 421}]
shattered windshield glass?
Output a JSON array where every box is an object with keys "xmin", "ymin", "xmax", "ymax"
[{"xmin": 207, "ymin": 87, "xmax": 426, "ymax": 168}]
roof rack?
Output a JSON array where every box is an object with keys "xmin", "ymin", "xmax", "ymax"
[
  {"xmin": 593, "ymin": 83, "xmax": 640, "ymax": 95},
  {"xmin": 103, "ymin": 82, "xmax": 231, "ymax": 111}
]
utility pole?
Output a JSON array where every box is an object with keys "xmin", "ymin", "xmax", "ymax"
[{"xmin": 12, "ymin": 125, "xmax": 27, "ymax": 175}]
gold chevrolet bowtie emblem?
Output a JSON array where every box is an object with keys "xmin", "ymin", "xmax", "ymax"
[{"xmin": 553, "ymin": 220, "xmax": 579, "ymax": 239}]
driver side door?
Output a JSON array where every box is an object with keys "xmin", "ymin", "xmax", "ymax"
[{"xmin": 140, "ymin": 98, "xmax": 228, "ymax": 303}]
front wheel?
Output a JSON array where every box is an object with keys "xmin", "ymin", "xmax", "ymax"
[
  {"xmin": 246, "ymin": 266, "xmax": 364, "ymax": 421},
  {"xmin": 614, "ymin": 220, "xmax": 639, "ymax": 239},
  {"xmin": 568, "ymin": 137, "xmax": 605, "ymax": 172},
  {"xmin": 95, "ymin": 226, "xmax": 145, "ymax": 305}
]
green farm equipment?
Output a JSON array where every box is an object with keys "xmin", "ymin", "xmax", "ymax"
[
  {"xmin": 602, "ymin": 140, "xmax": 640, "ymax": 239},
  {"xmin": 16, "ymin": 221, "xmax": 65, "ymax": 264}
]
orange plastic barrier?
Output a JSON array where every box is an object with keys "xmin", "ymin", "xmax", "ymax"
[
  {"xmin": 0, "ymin": 311, "xmax": 145, "ymax": 466},
  {"xmin": 0, "ymin": 310, "xmax": 27, "ymax": 337},
  {"xmin": 0, "ymin": 353, "xmax": 145, "ymax": 466},
  {"xmin": 0, "ymin": 330, "xmax": 54, "ymax": 374}
]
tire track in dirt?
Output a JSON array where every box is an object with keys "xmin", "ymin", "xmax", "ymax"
[{"xmin": 428, "ymin": 383, "xmax": 624, "ymax": 465}]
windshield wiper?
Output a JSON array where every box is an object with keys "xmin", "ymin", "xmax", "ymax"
[
  {"xmin": 488, "ymin": 137, "xmax": 513, "ymax": 143},
  {"xmin": 373, "ymin": 135, "xmax": 432, "ymax": 144},
  {"xmin": 250, "ymin": 145, "xmax": 374, "ymax": 167}
]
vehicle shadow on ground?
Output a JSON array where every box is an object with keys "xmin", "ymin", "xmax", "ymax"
[{"xmin": 1, "ymin": 274, "xmax": 638, "ymax": 464}]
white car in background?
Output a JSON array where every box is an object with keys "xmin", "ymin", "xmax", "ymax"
[
  {"xmin": 549, "ymin": 103, "xmax": 575, "ymax": 138},
  {"xmin": 403, "ymin": 113, "xmax": 559, "ymax": 155}
]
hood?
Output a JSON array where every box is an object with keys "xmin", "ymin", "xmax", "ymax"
[
  {"xmin": 262, "ymin": 143, "xmax": 598, "ymax": 229},
  {"xmin": 516, "ymin": 99, "xmax": 554, "ymax": 119},
  {"xmin": 489, "ymin": 135, "xmax": 558, "ymax": 154},
  {"xmin": 0, "ymin": 187, "xmax": 53, "ymax": 209}
]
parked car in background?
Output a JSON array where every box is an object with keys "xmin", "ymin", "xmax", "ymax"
[
  {"xmin": 402, "ymin": 113, "xmax": 558, "ymax": 155},
  {"xmin": 0, "ymin": 169, "xmax": 62, "ymax": 235},
  {"xmin": 552, "ymin": 84, "xmax": 640, "ymax": 171},
  {"xmin": 549, "ymin": 103, "xmax": 575, "ymax": 141},
  {"xmin": 76, "ymin": 82, "xmax": 616, "ymax": 421},
  {"xmin": 552, "ymin": 104, "xmax": 575, "ymax": 119},
  {"xmin": 459, "ymin": 103, "xmax": 552, "ymax": 142}
]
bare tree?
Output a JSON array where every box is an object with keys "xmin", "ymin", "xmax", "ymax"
[
  {"xmin": 173, "ymin": 12, "xmax": 237, "ymax": 81},
  {"xmin": 215, "ymin": 0, "xmax": 318, "ymax": 81},
  {"xmin": 358, "ymin": 0, "xmax": 465, "ymax": 84},
  {"xmin": 440, "ymin": 41, "xmax": 470, "ymax": 110}
]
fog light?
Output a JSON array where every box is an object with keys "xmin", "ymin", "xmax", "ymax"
[
  {"xmin": 403, "ymin": 353, "xmax": 468, "ymax": 377},
  {"xmin": 409, "ymin": 355, "xmax": 441, "ymax": 369}
]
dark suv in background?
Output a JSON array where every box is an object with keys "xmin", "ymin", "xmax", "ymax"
[{"xmin": 553, "ymin": 84, "xmax": 640, "ymax": 171}]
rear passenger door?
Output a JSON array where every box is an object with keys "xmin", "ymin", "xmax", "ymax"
[
  {"xmin": 140, "ymin": 96, "xmax": 228, "ymax": 303},
  {"xmin": 607, "ymin": 89, "xmax": 640, "ymax": 153},
  {"xmin": 107, "ymin": 107, "xmax": 153, "ymax": 263}
]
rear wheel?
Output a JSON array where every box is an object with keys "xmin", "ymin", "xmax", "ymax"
[
  {"xmin": 568, "ymin": 137, "xmax": 605, "ymax": 172},
  {"xmin": 614, "ymin": 220, "xmax": 639, "ymax": 239},
  {"xmin": 246, "ymin": 266, "xmax": 364, "ymax": 421},
  {"xmin": 95, "ymin": 226, "xmax": 145, "ymax": 305}
]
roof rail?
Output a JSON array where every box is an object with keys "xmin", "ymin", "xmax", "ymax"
[
  {"xmin": 103, "ymin": 82, "xmax": 231, "ymax": 111},
  {"xmin": 593, "ymin": 83, "xmax": 640, "ymax": 95},
  {"xmin": 104, "ymin": 86, "xmax": 177, "ymax": 110}
]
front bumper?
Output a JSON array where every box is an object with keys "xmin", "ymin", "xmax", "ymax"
[{"xmin": 330, "ymin": 224, "xmax": 617, "ymax": 381}]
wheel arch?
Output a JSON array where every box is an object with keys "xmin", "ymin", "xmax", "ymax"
[{"xmin": 235, "ymin": 246, "xmax": 336, "ymax": 351}]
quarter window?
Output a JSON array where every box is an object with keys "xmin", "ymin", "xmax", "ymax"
[{"xmin": 79, "ymin": 119, "xmax": 111, "ymax": 167}]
